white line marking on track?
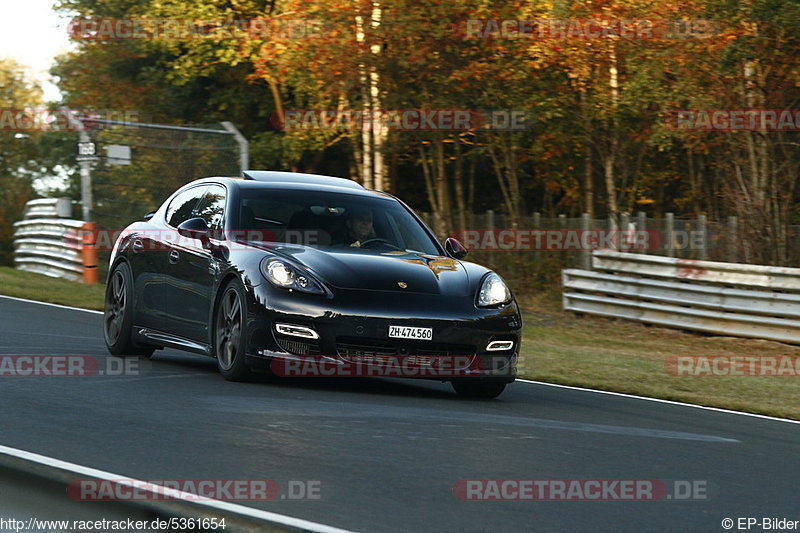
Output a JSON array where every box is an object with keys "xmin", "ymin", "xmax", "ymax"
[
  {"xmin": 0, "ymin": 294, "xmax": 102, "ymax": 315},
  {"xmin": 4, "ymin": 294, "xmax": 798, "ymax": 426},
  {"xmin": 517, "ymin": 379, "xmax": 800, "ymax": 425},
  {"xmin": 0, "ymin": 443, "xmax": 357, "ymax": 533}
]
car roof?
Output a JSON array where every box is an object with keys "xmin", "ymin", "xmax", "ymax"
[
  {"xmin": 242, "ymin": 170, "xmax": 364, "ymax": 190},
  {"xmin": 190, "ymin": 172, "xmax": 391, "ymax": 198}
]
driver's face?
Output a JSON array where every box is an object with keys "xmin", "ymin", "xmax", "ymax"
[{"xmin": 348, "ymin": 214, "xmax": 373, "ymax": 240}]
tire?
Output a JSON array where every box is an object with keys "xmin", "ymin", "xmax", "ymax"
[
  {"xmin": 213, "ymin": 280, "xmax": 253, "ymax": 381},
  {"xmin": 451, "ymin": 379, "xmax": 508, "ymax": 399},
  {"xmin": 104, "ymin": 262, "xmax": 155, "ymax": 357}
]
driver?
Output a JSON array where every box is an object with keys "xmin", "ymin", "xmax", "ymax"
[{"xmin": 342, "ymin": 207, "xmax": 376, "ymax": 247}]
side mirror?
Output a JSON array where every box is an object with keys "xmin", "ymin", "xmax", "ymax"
[
  {"xmin": 445, "ymin": 237, "xmax": 468, "ymax": 259},
  {"xmin": 144, "ymin": 210, "xmax": 156, "ymax": 221},
  {"xmin": 177, "ymin": 217, "xmax": 211, "ymax": 240}
]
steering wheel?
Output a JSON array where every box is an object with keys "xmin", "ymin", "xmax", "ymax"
[{"xmin": 358, "ymin": 238, "xmax": 402, "ymax": 250}]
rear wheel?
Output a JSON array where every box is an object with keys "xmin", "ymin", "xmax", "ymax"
[
  {"xmin": 214, "ymin": 280, "xmax": 253, "ymax": 381},
  {"xmin": 451, "ymin": 379, "xmax": 508, "ymax": 399},
  {"xmin": 103, "ymin": 262, "xmax": 154, "ymax": 357}
]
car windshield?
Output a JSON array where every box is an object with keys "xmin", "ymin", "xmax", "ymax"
[{"xmin": 238, "ymin": 188, "xmax": 441, "ymax": 255}]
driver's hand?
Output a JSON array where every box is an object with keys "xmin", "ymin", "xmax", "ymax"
[{"xmin": 350, "ymin": 241, "xmax": 361, "ymax": 248}]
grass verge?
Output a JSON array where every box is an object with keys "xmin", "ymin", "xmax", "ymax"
[
  {"xmin": 0, "ymin": 267, "xmax": 797, "ymax": 420},
  {"xmin": 0, "ymin": 267, "xmax": 105, "ymax": 310},
  {"xmin": 518, "ymin": 307, "xmax": 800, "ymax": 420}
]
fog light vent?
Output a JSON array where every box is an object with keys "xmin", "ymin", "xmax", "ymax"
[
  {"xmin": 275, "ymin": 323, "xmax": 319, "ymax": 339},
  {"xmin": 486, "ymin": 340, "xmax": 514, "ymax": 351}
]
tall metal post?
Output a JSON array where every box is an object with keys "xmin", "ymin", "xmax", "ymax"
[
  {"xmin": 79, "ymin": 129, "xmax": 94, "ymax": 222},
  {"xmin": 698, "ymin": 214, "xmax": 708, "ymax": 260},
  {"xmin": 665, "ymin": 212, "xmax": 675, "ymax": 257},
  {"xmin": 580, "ymin": 212, "xmax": 591, "ymax": 269},
  {"xmin": 221, "ymin": 121, "xmax": 249, "ymax": 173}
]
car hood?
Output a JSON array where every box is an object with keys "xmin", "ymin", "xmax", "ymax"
[{"xmin": 269, "ymin": 246, "xmax": 470, "ymax": 295}]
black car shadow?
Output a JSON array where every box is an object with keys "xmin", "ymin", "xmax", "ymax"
[{"xmin": 148, "ymin": 348, "xmax": 479, "ymax": 400}]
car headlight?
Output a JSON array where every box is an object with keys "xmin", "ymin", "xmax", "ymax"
[
  {"xmin": 477, "ymin": 272, "xmax": 511, "ymax": 307},
  {"xmin": 262, "ymin": 258, "xmax": 325, "ymax": 295}
]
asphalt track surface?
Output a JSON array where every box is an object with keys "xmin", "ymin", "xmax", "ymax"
[{"xmin": 0, "ymin": 295, "xmax": 798, "ymax": 533}]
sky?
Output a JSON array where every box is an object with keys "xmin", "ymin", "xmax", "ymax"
[{"xmin": 0, "ymin": 0, "xmax": 75, "ymax": 102}]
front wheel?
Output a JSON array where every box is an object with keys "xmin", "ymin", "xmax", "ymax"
[
  {"xmin": 451, "ymin": 379, "xmax": 508, "ymax": 399},
  {"xmin": 213, "ymin": 280, "xmax": 253, "ymax": 381},
  {"xmin": 103, "ymin": 262, "xmax": 154, "ymax": 357}
]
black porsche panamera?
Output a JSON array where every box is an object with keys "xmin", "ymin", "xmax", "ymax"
[{"xmin": 103, "ymin": 171, "xmax": 521, "ymax": 398}]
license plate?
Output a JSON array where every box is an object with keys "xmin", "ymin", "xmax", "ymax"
[{"xmin": 388, "ymin": 325, "xmax": 433, "ymax": 340}]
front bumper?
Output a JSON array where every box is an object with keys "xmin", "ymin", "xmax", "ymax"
[{"xmin": 243, "ymin": 284, "xmax": 521, "ymax": 382}]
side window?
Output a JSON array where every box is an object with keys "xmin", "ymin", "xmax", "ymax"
[
  {"xmin": 195, "ymin": 185, "xmax": 226, "ymax": 232},
  {"xmin": 166, "ymin": 187, "xmax": 205, "ymax": 228}
]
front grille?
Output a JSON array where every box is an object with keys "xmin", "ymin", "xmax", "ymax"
[
  {"xmin": 275, "ymin": 336, "xmax": 321, "ymax": 356},
  {"xmin": 336, "ymin": 337, "xmax": 475, "ymax": 364}
]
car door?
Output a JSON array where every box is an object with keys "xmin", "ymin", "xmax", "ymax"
[
  {"xmin": 163, "ymin": 184, "xmax": 226, "ymax": 344},
  {"xmin": 132, "ymin": 187, "xmax": 201, "ymax": 331}
]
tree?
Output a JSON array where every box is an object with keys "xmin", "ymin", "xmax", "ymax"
[{"xmin": 0, "ymin": 59, "xmax": 43, "ymax": 264}]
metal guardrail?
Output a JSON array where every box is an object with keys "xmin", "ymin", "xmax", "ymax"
[
  {"xmin": 563, "ymin": 251, "xmax": 800, "ymax": 344},
  {"xmin": 23, "ymin": 197, "xmax": 73, "ymax": 219},
  {"xmin": 591, "ymin": 250, "xmax": 800, "ymax": 290},
  {"xmin": 12, "ymin": 199, "xmax": 98, "ymax": 283},
  {"xmin": 0, "ymin": 444, "xmax": 354, "ymax": 533}
]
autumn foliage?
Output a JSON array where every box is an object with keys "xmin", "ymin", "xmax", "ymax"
[{"xmin": 36, "ymin": 0, "xmax": 800, "ymax": 265}]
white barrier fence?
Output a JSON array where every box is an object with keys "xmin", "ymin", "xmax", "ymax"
[
  {"xmin": 13, "ymin": 198, "xmax": 90, "ymax": 282},
  {"xmin": 563, "ymin": 250, "xmax": 800, "ymax": 344}
]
